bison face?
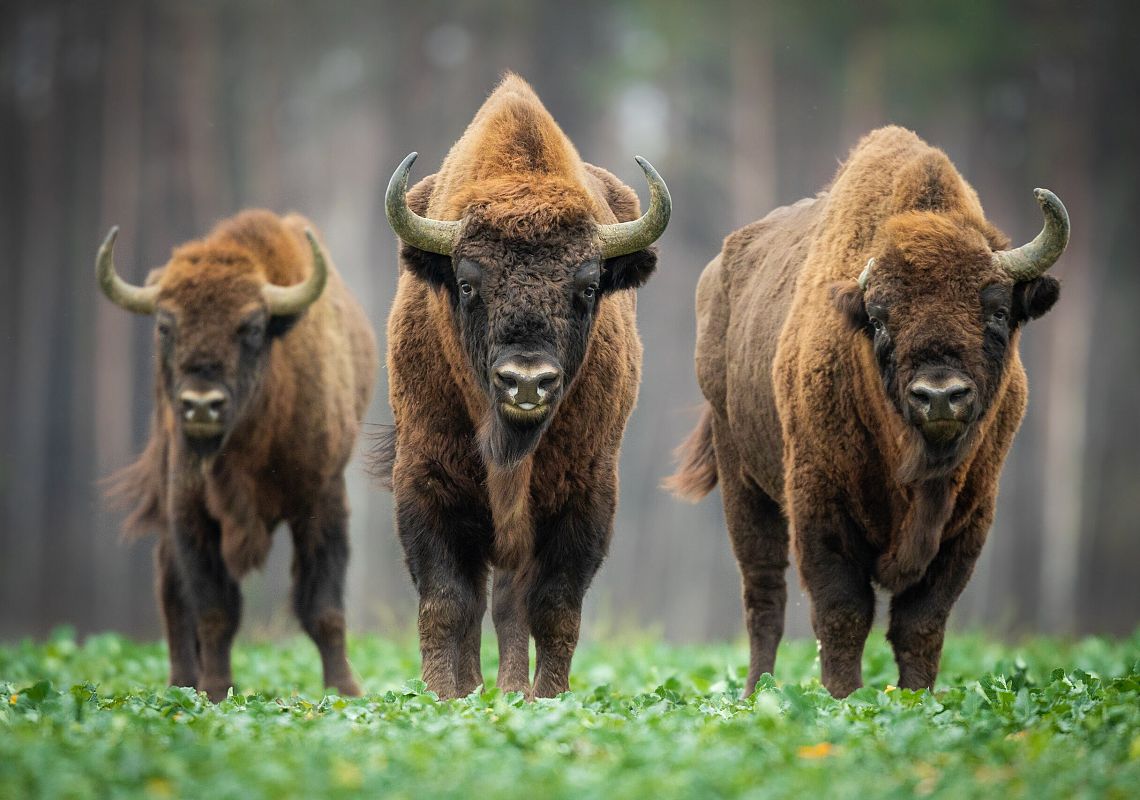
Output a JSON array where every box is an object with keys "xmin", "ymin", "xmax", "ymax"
[
  {"xmin": 95, "ymin": 225, "xmax": 328, "ymax": 460},
  {"xmin": 154, "ymin": 264, "xmax": 303, "ymax": 458},
  {"xmin": 385, "ymin": 152, "xmax": 669, "ymax": 469},
  {"xmin": 833, "ymin": 210, "xmax": 1060, "ymax": 480},
  {"xmin": 404, "ymin": 224, "xmax": 656, "ymax": 468}
]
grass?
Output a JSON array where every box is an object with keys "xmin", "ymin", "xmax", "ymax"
[{"xmin": 1, "ymin": 629, "xmax": 1138, "ymax": 799}]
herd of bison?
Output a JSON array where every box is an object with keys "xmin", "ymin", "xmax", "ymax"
[{"xmin": 96, "ymin": 74, "xmax": 1070, "ymax": 702}]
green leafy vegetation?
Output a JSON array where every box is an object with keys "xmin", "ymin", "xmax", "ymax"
[{"xmin": 2, "ymin": 630, "xmax": 1137, "ymax": 799}]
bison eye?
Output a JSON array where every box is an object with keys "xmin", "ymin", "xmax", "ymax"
[
  {"xmin": 458, "ymin": 280, "xmax": 474, "ymax": 298},
  {"xmin": 582, "ymin": 283, "xmax": 597, "ymax": 300},
  {"xmin": 238, "ymin": 319, "xmax": 266, "ymax": 347},
  {"xmin": 992, "ymin": 308, "xmax": 1009, "ymax": 323},
  {"xmin": 870, "ymin": 317, "xmax": 885, "ymax": 333}
]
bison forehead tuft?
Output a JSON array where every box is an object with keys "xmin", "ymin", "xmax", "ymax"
[
  {"xmin": 450, "ymin": 175, "xmax": 602, "ymax": 243},
  {"xmin": 159, "ymin": 268, "xmax": 264, "ymax": 312},
  {"xmin": 879, "ymin": 212, "xmax": 1000, "ymax": 286}
]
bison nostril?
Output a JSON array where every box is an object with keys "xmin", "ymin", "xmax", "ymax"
[
  {"xmin": 948, "ymin": 389, "xmax": 971, "ymax": 406},
  {"xmin": 494, "ymin": 371, "xmax": 518, "ymax": 394},
  {"xmin": 909, "ymin": 388, "xmax": 931, "ymax": 406},
  {"xmin": 537, "ymin": 374, "xmax": 561, "ymax": 397},
  {"xmin": 180, "ymin": 390, "xmax": 227, "ymax": 422}
]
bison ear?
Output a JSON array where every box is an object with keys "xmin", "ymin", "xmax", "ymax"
[
  {"xmin": 830, "ymin": 281, "xmax": 869, "ymax": 331},
  {"xmin": 401, "ymin": 243, "xmax": 455, "ymax": 291},
  {"xmin": 1011, "ymin": 275, "xmax": 1060, "ymax": 326},
  {"xmin": 601, "ymin": 248, "xmax": 657, "ymax": 293}
]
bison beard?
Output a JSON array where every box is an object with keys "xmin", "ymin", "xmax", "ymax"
[
  {"xmin": 379, "ymin": 74, "xmax": 668, "ymax": 699},
  {"xmin": 668, "ymin": 125, "xmax": 1065, "ymax": 698}
]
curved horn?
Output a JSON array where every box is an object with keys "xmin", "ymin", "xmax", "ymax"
[
  {"xmin": 598, "ymin": 156, "xmax": 672, "ymax": 259},
  {"xmin": 992, "ymin": 188, "xmax": 1070, "ymax": 281},
  {"xmin": 262, "ymin": 229, "xmax": 328, "ymax": 316},
  {"xmin": 385, "ymin": 152, "xmax": 460, "ymax": 255},
  {"xmin": 857, "ymin": 257, "xmax": 875, "ymax": 291},
  {"xmin": 96, "ymin": 227, "xmax": 159, "ymax": 314}
]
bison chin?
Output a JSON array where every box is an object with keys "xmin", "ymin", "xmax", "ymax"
[
  {"xmin": 479, "ymin": 407, "xmax": 555, "ymax": 470},
  {"xmin": 180, "ymin": 430, "xmax": 226, "ymax": 460},
  {"xmin": 895, "ymin": 423, "xmax": 980, "ymax": 485}
]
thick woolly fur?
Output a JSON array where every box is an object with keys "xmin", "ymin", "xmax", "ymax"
[
  {"xmin": 106, "ymin": 210, "xmax": 377, "ymax": 701},
  {"xmin": 379, "ymin": 75, "xmax": 655, "ymax": 699},
  {"xmin": 669, "ymin": 126, "xmax": 1060, "ymax": 698}
]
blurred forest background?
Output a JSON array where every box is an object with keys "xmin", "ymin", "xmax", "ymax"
[{"xmin": 2, "ymin": 0, "xmax": 1138, "ymax": 644}]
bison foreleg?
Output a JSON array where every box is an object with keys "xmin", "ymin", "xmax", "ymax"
[
  {"xmin": 171, "ymin": 507, "xmax": 242, "ymax": 703},
  {"xmin": 527, "ymin": 491, "xmax": 611, "ymax": 699},
  {"xmin": 714, "ymin": 418, "xmax": 789, "ymax": 697},
  {"xmin": 155, "ymin": 536, "xmax": 199, "ymax": 688},
  {"xmin": 457, "ymin": 587, "xmax": 487, "ymax": 697},
  {"xmin": 887, "ymin": 505, "xmax": 989, "ymax": 690},
  {"xmin": 492, "ymin": 567, "xmax": 531, "ymax": 694},
  {"xmin": 397, "ymin": 494, "xmax": 489, "ymax": 700},
  {"xmin": 289, "ymin": 476, "xmax": 361, "ymax": 697},
  {"xmin": 791, "ymin": 470, "xmax": 875, "ymax": 698}
]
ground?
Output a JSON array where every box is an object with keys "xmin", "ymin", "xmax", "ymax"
[{"xmin": 1, "ymin": 629, "xmax": 1138, "ymax": 799}]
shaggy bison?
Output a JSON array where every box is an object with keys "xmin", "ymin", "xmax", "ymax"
[
  {"xmin": 100, "ymin": 211, "xmax": 377, "ymax": 701},
  {"xmin": 373, "ymin": 75, "xmax": 670, "ymax": 698},
  {"xmin": 669, "ymin": 126, "xmax": 1068, "ymax": 697}
]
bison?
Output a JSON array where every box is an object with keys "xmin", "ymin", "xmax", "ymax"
[
  {"xmin": 372, "ymin": 75, "xmax": 670, "ymax": 698},
  {"xmin": 99, "ymin": 211, "xmax": 377, "ymax": 701},
  {"xmin": 668, "ymin": 126, "xmax": 1068, "ymax": 697}
]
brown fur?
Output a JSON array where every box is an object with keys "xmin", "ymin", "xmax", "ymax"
[
  {"xmin": 380, "ymin": 75, "xmax": 651, "ymax": 698},
  {"xmin": 670, "ymin": 126, "xmax": 1060, "ymax": 697},
  {"xmin": 663, "ymin": 405, "xmax": 717, "ymax": 499},
  {"xmin": 106, "ymin": 210, "xmax": 377, "ymax": 700}
]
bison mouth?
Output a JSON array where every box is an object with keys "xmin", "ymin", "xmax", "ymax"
[
  {"xmin": 498, "ymin": 400, "xmax": 552, "ymax": 426},
  {"xmin": 919, "ymin": 418, "xmax": 967, "ymax": 446},
  {"xmin": 182, "ymin": 430, "xmax": 225, "ymax": 459}
]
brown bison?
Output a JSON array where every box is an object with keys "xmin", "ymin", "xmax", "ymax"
[
  {"xmin": 668, "ymin": 126, "xmax": 1068, "ymax": 697},
  {"xmin": 373, "ymin": 75, "xmax": 670, "ymax": 698},
  {"xmin": 99, "ymin": 211, "xmax": 377, "ymax": 701}
]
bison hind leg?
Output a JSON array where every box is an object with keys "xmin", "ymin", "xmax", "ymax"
[{"xmin": 713, "ymin": 417, "xmax": 789, "ymax": 698}]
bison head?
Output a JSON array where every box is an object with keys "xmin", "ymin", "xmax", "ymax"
[
  {"xmin": 386, "ymin": 153, "xmax": 669, "ymax": 468},
  {"xmin": 96, "ymin": 226, "xmax": 327, "ymax": 457},
  {"xmin": 833, "ymin": 188, "xmax": 1067, "ymax": 481}
]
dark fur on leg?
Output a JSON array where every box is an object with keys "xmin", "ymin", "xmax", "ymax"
[
  {"xmin": 493, "ymin": 568, "xmax": 532, "ymax": 693},
  {"xmin": 170, "ymin": 495, "xmax": 242, "ymax": 703},
  {"xmin": 396, "ymin": 482, "xmax": 492, "ymax": 699},
  {"xmin": 527, "ymin": 488, "xmax": 612, "ymax": 698},
  {"xmin": 290, "ymin": 477, "xmax": 361, "ymax": 697},
  {"xmin": 887, "ymin": 507, "xmax": 988, "ymax": 690},
  {"xmin": 155, "ymin": 536, "xmax": 199, "ymax": 687}
]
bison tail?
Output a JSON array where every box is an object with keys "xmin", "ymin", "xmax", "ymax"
[
  {"xmin": 662, "ymin": 404, "xmax": 718, "ymax": 501},
  {"xmin": 103, "ymin": 434, "xmax": 168, "ymax": 539},
  {"xmin": 367, "ymin": 423, "xmax": 397, "ymax": 491}
]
